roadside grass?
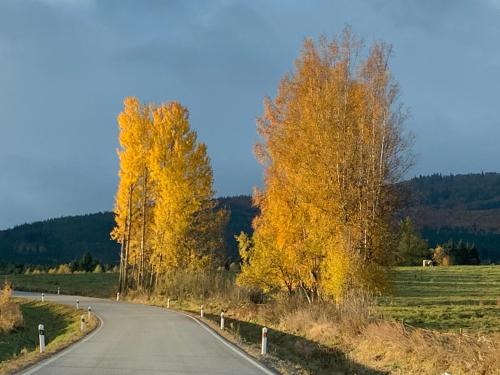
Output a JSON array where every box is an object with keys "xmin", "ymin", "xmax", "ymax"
[
  {"xmin": 378, "ymin": 265, "xmax": 500, "ymax": 333},
  {"xmin": 0, "ymin": 299, "xmax": 98, "ymax": 375},
  {"xmin": 184, "ymin": 307, "xmax": 389, "ymax": 375},
  {"xmin": 0, "ymin": 273, "xmax": 118, "ymax": 298}
]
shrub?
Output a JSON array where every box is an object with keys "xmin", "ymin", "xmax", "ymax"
[
  {"xmin": 0, "ymin": 282, "xmax": 23, "ymax": 334},
  {"xmin": 93, "ymin": 264, "xmax": 103, "ymax": 273},
  {"xmin": 56, "ymin": 264, "xmax": 72, "ymax": 274}
]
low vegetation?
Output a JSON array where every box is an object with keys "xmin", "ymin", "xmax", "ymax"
[
  {"xmin": 0, "ymin": 283, "xmax": 23, "ymax": 335},
  {"xmin": 0, "ymin": 297, "xmax": 98, "ymax": 374}
]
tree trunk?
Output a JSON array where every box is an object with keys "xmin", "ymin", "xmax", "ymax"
[
  {"xmin": 139, "ymin": 171, "xmax": 148, "ymax": 289},
  {"xmin": 123, "ymin": 185, "xmax": 133, "ymax": 293},
  {"xmin": 118, "ymin": 237, "xmax": 125, "ymax": 293}
]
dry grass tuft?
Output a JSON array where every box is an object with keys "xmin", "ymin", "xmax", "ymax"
[
  {"xmin": 0, "ymin": 282, "xmax": 23, "ymax": 334},
  {"xmin": 352, "ymin": 321, "xmax": 500, "ymax": 374}
]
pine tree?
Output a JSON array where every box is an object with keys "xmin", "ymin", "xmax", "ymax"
[{"xmin": 397, "ymin": 217, "xmax": 430, "ymax": 265}]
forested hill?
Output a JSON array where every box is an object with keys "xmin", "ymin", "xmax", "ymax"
[
  {"xmin": 401, "ymin": 172, "xmax": 500, "ymax": 261},
  {"xmin": 0, "ymin": 197, "xmax": 258, "ymax": 266},
  {"xmin": 0, "ymin": 212, "xmax": 118, "ymax": 265},
  {"xmin": 1, "ymin": 173, "xmax": 500, "ymax": 265}
]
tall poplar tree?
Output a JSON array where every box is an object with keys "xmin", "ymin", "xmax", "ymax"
[{"xmin": 112, "ymin": 98, "xmax": 225, "ymax": 293}]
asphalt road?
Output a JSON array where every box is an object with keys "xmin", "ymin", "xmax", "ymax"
[{"xmin": 14, "ymin": 292, "xmax": 273, "ymax": 375}]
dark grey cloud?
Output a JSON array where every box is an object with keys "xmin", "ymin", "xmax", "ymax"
[{"xmin": 1, "ymin": 0, "xmax": 499, "ymax": 229}]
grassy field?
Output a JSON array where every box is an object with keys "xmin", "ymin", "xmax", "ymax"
[
  {"xmin": 1, "ymin": 273, "xmax": 118, "ymax": 298},
  {"xmin": 378, "ymin": 265, "xmax": 499, "ymax": 333},
  {"xmin": 0, "ymin": 299, "xmax": 98, "ymax": 374}
]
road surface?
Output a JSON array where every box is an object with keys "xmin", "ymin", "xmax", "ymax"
[{"xmin": 14, "ymin": 292, "xmax": 273, "ymax": 375}]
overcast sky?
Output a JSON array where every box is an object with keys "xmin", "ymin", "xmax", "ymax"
[{"xmin": 1, "ymin": 0, "xmax": 499, "ymax": 229}]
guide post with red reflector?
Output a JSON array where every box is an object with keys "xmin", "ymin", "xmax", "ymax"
[{"xmin": 261, "ymin": 327, "xmax": 268, "ymax": 355}]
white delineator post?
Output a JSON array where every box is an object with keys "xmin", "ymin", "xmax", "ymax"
[
  {"xmin": 220, "ymin": 312, "xmax": 225, "ymax": 330},
  {"xmin": 261, "ymin": 327, "xmax": 268, "ymax": 355},
  {"xmin": 87, "ymin": 306, "xmax": 92, "ymax": 320},
  {"xmin": 167, "ymin": 298, "xmax": 170, "ymax": 309},
  {"xmin": 57, "ymin": 287, "xmax": 60, "ymax": 295},
  {"xmin": 76, "ymin": 300, "xmax": 79, "ymax": 309},
  {"xmin": 80, "ymin": 315, "xmax": 85, "ymax": 331},
  {"xmin": 200, "ymin": 305, "xmax": 204, "ymax": 318},
  {"xmin": 38, "ymin": 324, "xmax": 45, "ymax": 353},
  {"xmin": 41, "ymin": 293, "xmax": 45, "ymax": 302},
  {"xmin": 116, "ymin": 292, "xmax": 120, "ymax": 302}
]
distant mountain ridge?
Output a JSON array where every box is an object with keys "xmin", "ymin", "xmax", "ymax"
[{"xmin": 1, "ymin": 173, "xmax": 499, "ymax": 265}]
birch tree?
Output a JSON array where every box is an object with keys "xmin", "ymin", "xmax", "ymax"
[{"xmin": 238, "ymin": 29, "xmax": 412, "ymax": 301}]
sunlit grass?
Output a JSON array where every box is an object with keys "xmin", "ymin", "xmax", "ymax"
[
  {"xmin": 0, "ymin": 299, "xmax": 98, "ymax": 374},
  {"xmin": 378, "ymin": 265, "xmax": 500, "ymax": 333}
]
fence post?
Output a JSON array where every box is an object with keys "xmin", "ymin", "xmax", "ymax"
[
  {"xmin": 76, "ymin": 300, "xmax": 79, "ymax": 309},
  {"xmin": 200, "ymin": 305, "xmax": 204, "ymax": 318},
  {"xmin": 220, "ymin": 312, "xmax": 225, "ymax": 330},
  {"xmin": 80, "ymin": 315, "xmax": 85, "ymax": 331},
  {"xmin": 261, "ymin": 327, "xmax": 268, "ymax": 355},
  {"xmin": 41, "ymin": 293, "xmax": 44, "ymax": 302},
  {"xmin": 38, "ymin": 324, "xmax": 45, "ymax": 353},
  {"xmin": 88, "ymin": 306, "xmax": 92, "ymax": 320}
]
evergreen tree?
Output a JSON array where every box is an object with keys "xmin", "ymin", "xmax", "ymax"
[{"xmin": 397, "ymin": 217, "xmax": 430, "ymax": 265}]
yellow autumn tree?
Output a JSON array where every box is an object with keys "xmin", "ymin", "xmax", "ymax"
[
  {"xmin": 112, "ymin": 97, "xmax": 226, "ymax": 293},
  {"xmin": 148, "ymin": 102, "xmax": 226, "ymax": 287},
  {"xmin": 112, "ymin": 97, "xmax": 151, "ymax": 292},
  {"xmin": 238, "ymin": 29, "xmax": 411, "ymax": 302}
]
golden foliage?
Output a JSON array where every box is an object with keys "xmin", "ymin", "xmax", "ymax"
[
  {"xmin": 112, "ymin": 98, "xmax": 226, "ymax": 292},
  {"xmin": 238, "ymin": 29, "xmax": 411, "ymax": 302}
]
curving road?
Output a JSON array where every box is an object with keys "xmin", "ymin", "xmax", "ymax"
[{"xmin": 14, "ymin": 292, "xmax": 273, "ymax": 375}]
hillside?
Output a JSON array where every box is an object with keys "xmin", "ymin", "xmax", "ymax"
[
  {"xmin": 1, "ymin": 173, "xmax": 499, "ymax": 265},
  {"xmin": 0, "ymin": 197, "xmax": 258, "ymax": 266},
  {"xmin": 400, "ymin": 173, "xmax": 500, "ymax": 261},
  {"xmin": 0, "ymin": 212, "xmax": 118, "ymax": 265}
]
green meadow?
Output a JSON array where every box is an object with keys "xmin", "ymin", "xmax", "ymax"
[{"xmin": 379, "ymin": 265, "xmax": 499, "ymax": 333}]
